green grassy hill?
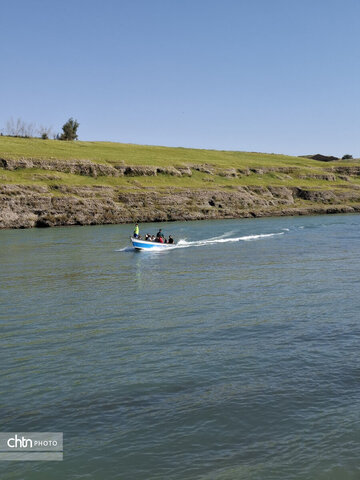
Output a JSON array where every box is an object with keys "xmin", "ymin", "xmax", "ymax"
[
  {"xmin": 1, "ymin": 136, "xmax": 360, "ymax": 228},
  {"xmin": 1, "ymin": 136, "xmax": 359, "ymax": 189},
  {"xmin": 1, "ymin": 135, "xmax": 357, "ymax": 167}
]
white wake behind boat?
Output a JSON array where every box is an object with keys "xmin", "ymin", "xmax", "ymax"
[{"xmin": 130, "ymin": 237, "xmax": 174, "ymax": 250}]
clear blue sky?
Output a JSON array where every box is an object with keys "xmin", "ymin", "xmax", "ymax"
[{"xmin": 1, "ymin": 0, "xmax": 359, "ymax": 156}]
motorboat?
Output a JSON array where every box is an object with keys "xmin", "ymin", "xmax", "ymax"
[{"xmin": 130, "ymin": 237, "xmax": 174, "ymax": 251}]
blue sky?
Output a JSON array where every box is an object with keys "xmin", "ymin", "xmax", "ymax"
[{"xmin": 1, "ymin": 0, "xmax": 359, "ymax": 156}]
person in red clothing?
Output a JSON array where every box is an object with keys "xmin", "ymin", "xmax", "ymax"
[{"xmin": 156, "ymin": 229, "xmax": 165, "ymax": 242}]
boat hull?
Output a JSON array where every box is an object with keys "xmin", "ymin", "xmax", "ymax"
[{"xmin": 130, "ymin": 237, "xmax": 173, "ymax": 250}]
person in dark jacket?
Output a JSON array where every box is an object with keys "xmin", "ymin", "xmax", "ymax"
[{"xmin": 156, "ymin": 229, "xmax": 164, "ymax": 241}]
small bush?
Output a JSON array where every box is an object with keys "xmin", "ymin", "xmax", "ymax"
[{"xmin": 38, "ymin": 125, "xmax": 52, "ymax": 140}]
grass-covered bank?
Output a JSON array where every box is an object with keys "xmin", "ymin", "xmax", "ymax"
[
  {"xmin": 1, "ymin": 136, "xmax": 360, "ymax": 228},
  {"xmin": 2, "ymin": 136, "xmax": 358, "ymax": 169}
]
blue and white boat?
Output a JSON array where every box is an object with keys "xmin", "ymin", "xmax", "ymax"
[{"xmin": 130, "ymin": 237, "xmax": 174, "ymax": 250}]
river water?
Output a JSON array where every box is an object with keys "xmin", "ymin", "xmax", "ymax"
[{"xmin": 1, "ymin": 214, "xmax": 360, "ymax": 479}]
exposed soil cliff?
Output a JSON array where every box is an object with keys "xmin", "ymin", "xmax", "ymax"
[
  {"xmin": 1, "ymin": 156, "xmax": 360, "ymax": 229},
  {"xmin": 1, "ymin": 181, "xmax": 360, "ymax": 229}
]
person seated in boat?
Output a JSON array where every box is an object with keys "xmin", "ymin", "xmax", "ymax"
[
  {"xmin": 156, "ymin": 229, "xmax": 164, "ymax": 241},
  {"xmin": 158, "ymin": 236, "xmax": 164, "ymax": 243},
  {"xmin": 145, "ymin": 233, "xmax": 151, "ymax": 241},
  {"xmin": 133, "ymin": 223, "xmax": 139, "ymax": 238},
  {"xmin": 168, "ymin": 235, "xmax": 174, "ymax": 244}
]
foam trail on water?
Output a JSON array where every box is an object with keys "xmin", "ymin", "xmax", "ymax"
[
  {"xmin": 210, "ymin": 230, "xmax": 236, "ymax": 240},
  {"xmin": 175, "ymin": 232, "xmax": 284, "ymax": 249},
  {"xmin": 115, "ymin": 246, "xmax": 134, "ymax": 252},
  {"xmin": 193, "ymin": 231, "xmax": 236, "ymax": 243}
]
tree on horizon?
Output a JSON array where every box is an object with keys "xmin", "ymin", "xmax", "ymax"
[{"xmin": 60, "ymin": 118, "xmax": 79, "ymax": 141}]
